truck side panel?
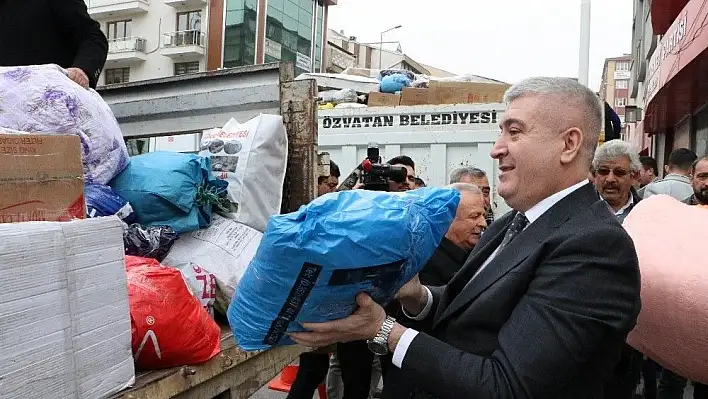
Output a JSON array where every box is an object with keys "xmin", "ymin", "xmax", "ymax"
[{"xmin": 318, "ymin": 104, "xmax": 512, "ymax": 217}]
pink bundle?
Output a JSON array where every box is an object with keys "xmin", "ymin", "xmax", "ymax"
[{"xmin": 623, "ymin": 195, "xmax": 708, "ymax": 383}]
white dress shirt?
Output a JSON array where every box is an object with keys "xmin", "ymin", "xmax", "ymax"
[{"xmin": 392, "ymin": 179, "xmax": 591, "ymax": 368}]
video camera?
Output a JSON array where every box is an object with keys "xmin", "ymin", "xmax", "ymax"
[{"xmin": 360, "ymin": 143, "xmax": 408, "ymax": 192}]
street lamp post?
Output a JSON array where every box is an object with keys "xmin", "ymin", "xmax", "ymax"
[
  {"xmin": 379, "ymin": 25, "xmax": 402, "ymax": 70},
  {"xmin": 578, "ymin": 0, "xmax": 591, "ymax": 87}
]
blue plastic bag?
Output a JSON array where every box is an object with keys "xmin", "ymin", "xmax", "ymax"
[
  {"xmin": 85, "ymin": 183, "xmax": 137, "ymax": 223},
  {"xmin": 227, "ymin": 187, "xmax": 460, "ymax": 351},
  {"xmin": 379, "ymin": 73, "xmax": 412, "ymax": 94},
  {"xmin": 109, "ymin": 151, "xmax": 228, "ymax": 234}
]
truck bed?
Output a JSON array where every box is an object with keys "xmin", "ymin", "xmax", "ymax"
[{"xmin": 112, "ymin": 325, "xmax": 303, "ymax": 399}]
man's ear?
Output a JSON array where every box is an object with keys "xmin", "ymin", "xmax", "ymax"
[
  {"xmin": 665, "ymin": 165, "xmax": 670, "ymax": 175},
  {"xmin": 559, "ymin": 127, "xmax": 583, "ymax": 164}
]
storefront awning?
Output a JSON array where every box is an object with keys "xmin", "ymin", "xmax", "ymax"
[
  {"xmin": 651, "ymin": 0, "xmax": 689, "ymax": 34},
  {"xmin": 643, "ymin": 0, "xmax": 708, "ymax": 135}
]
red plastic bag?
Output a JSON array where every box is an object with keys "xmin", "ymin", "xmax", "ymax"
[{"xmin": 125, "ymin": 255, "xmax": 221, "ymax": 370}]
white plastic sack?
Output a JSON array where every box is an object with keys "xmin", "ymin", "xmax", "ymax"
[
  {"xmin": 163, "ymin": 215, "xmax": 262, "ymax": 314},
  {"xmin": 200, "ymin": 115, "xmax": 288, "ymax": 232},
  {"xmin": 175, "ymin": 262, "xmax": 217, "ymax": 317},
  {"xmin": 0, "ymin": 64, "xmax": 129, "ymax": 184}
]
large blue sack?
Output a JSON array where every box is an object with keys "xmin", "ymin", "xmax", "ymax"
[
  {"xmin": 109, "ymin": 151, "xmax": 228, "ymax": 234},
  {"xmin": 227, "ymin": 187, "xmax": 460, "ymax": 351}
]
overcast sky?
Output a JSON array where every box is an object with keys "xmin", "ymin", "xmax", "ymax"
[{"xmin": 328, "ymin": 0, "xmax": 633, "ymax": 92}]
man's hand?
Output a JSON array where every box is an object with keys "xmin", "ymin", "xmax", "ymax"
[
  {"xmin": 289, "ymin": 293, "xmax": 386, "ymax": 347},
  {"xmin": 396, "ymin": 274, "xmax": 429, "ymax": 316},
  {"xmin": 67, "ymin": 67, "xmax": 89, "ymax": 88},
  {"xmin": 353, "ymin": 182, "xmax": 365, "ymax": 190}
]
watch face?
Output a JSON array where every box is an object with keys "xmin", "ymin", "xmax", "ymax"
[{"xmin": 367, "ymin": 339, "xmax": 388, "ymax": 356}]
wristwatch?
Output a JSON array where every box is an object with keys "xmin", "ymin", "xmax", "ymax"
[{"xmin": 367, "ymin": 316, "xmax": 396, "ymax": 355}]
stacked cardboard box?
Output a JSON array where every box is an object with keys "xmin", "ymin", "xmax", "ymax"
[
  {"xmin": 365, "ymin": 81, "xmax": 511, "ymax": 107},
  {"xmin": 0, "ymin": 217, "xmax": 135, "ymax": 399},
  {"xmin": 0, "ymin": 134, "xmax": 85, "ymax": 223}
]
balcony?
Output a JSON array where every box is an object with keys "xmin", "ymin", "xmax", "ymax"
[
  {"xmin": 160, "ymin": 31, "xmax": 205, "ymax": 60},
  {"xmin": 86, "ymin": 0, "xmax": 149, "ymax": 19},
  {"xmin": 163, "ymin": 0, "xmax": 206, "ymax": 8},
  {"xmin": 105, "ymin": 37, "xmax": 147, "ymax": 66}
]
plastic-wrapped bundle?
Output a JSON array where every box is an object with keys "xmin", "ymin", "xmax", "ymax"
[
  {"xmin": 227, "ymin": 187, "xmax": 460, "ymax": 351},
  {"xmin": 379, "ymin": 74, "xmax": 412, "ymax": 94},
  {"xmin": 85, "ymin": 183, "xmax": 137, "ymax": 223},
  {"xmin": 378, "ymin": 69, "xmax": 416, "ymax": 82},
  {"xmin": 0, "ymin": 64, "xmax": 129, "ymax": 184},
  {"xmin": 319, "ymin": 88, "xmax": 359, "ymax": 105},
  {"xmin": 123, "ymin": 223, "xmax": 179, "ymax": 262}
]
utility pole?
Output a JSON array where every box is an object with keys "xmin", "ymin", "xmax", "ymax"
[{"xmin": 578, "ymin": 0, "xmax": 591, "ymax": 87}]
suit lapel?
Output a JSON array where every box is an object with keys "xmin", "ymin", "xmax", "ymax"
[{"xmin": 434, "ymin": 183, "xmax": 599, "ymax": 326}]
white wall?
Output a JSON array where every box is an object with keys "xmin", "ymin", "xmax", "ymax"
[{"xmin": 91, "ymin": 2, "xmax": 208, "ymax": 84}]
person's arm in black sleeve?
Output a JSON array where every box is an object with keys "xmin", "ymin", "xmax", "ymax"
[
  {"xmin": 397, "ymin": 226, "xmax": 641, "ymax": 399},
  {"xmin": 50, "ymin": 0, "xmax": 108, "ymax": 88}
]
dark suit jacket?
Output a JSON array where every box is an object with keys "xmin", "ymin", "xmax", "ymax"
[
  {"xmin": 383, "ymin": 183, "xmax": 641, "ymax": 399},
  {"xmin": 418, "ymin": 237, "xmax": 470, "ymax": 287},
  {"xmin": 0, "ymin": 0, "xmax": 108, "ymax": 88}
]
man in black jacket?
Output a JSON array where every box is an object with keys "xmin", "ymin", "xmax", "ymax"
[
  {"xmin": 290, "ymin": 77, "xmax": 641, "ymax": 399},
  {"xmin": 0, "ymin": 0, "xmax": 108, "ymax": 89}
]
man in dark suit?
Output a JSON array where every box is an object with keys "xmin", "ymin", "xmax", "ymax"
[
  {"xmin": 290, "ymin": 77, "xmax": 641, "ymax": 399},
  {"xmin": 0, "ymin": 0, "xmax": 108, "ymax": 88}
]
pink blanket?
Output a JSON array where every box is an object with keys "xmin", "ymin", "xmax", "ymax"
[{"xmin": 623, "ymin": 195, "xmax": 708, "ymax": 383}]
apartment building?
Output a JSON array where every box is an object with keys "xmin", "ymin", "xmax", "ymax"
[
  {"xmin": 86, "ymin": 0, "xmax": 209, "ymax": 85},
  {"xmin": 599, "ymin": 55, "xmax": 632, "ymax": 130},
  {"xmin": 629, "ymin": 0, "xmax": 708, "ymax": 165}
]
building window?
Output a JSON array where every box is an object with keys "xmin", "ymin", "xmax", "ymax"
[
  {"xmin": 107, "ymin": 20, "xmax": 132, "ymax": 40},
  {"xmin": 177, "ymin": 10, "xmax": 202, "ymax": 32},
  {"xmin": 224, "ymin": 0, "xmax": 256, "ymax": 67},
  {"xmin": 616, "ymin": 61, "xmax": 630, "ymax": 71},
  {"xmin": 616, "ymin": 97, "xmax": 627, "ymax": 107},
  {"xmin": 174, "ymin": 61, "xmax": 200, "ymax": 75},
  {"xmin": 694, "ymin": 107, "xmax": 708, "ymax": 156},
  {"xmin": 616, "ymin": 80, "xmax": 628, "ymax": 89},
  {"xmin": 105, "ymin": 67, "xmax": 130, "ymax": 84}
]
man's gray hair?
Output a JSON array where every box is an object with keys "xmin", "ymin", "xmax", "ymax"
[
  {"xmin": 592, "ymin": 139, "xmax": 642, "ymax": 172},
  {"xmin": 449, "ymin": 167, "xmax": 487, "ymax": 184},
  {"xmin": 503, "ymin": 77, "xmax": 603, "ymax": 157},
  {"xmin": 447, "ymin": 182, "xmax": 483, "ymax": 194}
]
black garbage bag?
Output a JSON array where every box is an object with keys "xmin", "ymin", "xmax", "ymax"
[{"xmin": 123, "ymin": 223, "xmax": 179, "ymax": 262}]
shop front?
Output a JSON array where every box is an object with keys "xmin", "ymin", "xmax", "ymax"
[{"xmin": 644, "ymin": 0, "xmax": 708, "ymax": 160}]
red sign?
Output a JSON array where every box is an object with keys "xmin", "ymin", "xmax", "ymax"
[
  {"xmin": 644, "ymin": 0, "xmax": 708, "ymax": 105},
  {"xmin": 167, "ymin": 136, "xmax": 175, "ymax": 143}
]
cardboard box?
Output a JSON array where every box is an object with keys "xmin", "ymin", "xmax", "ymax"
[
  {"xmin": 428, "ymin": 81, "xmax": 511, "ymax": 105},
  {"xmin": 367, "ymin": 92, "xmax": 401, "ymax": 107},
  {"xmin": 400, "ymin": 87, "xmax": 430, "ymax": 106},
  {"xmin": 0, "ymin": 217, "xmax": 135, "ymax": 399},
  {"xmin": 0, "ymin": 134, "xmax": 85, "ymax": 223}
]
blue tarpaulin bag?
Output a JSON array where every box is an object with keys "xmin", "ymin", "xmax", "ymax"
[
  {"xmin": 109, "ymin": 151, "xmax": 228, "ymax": 234},
  {"xmin": 227, "ymin": 187, "xmax": 460, "ymax": 351},
  {"xmin": 85, "ymin": 183, "xmax": 137, "ymax": 223}
]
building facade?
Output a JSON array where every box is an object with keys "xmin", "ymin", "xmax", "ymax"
[
  {"xmin": 600, "ymin": 55, "xmax": 632, "ymax": 129},
  {"xmin": 630, "ymin": 0, "xmax": 708, "ymax": 168},
  {"xmin": 86, "ymin": 0, "xmax": 210, "ymax": 86},
  {"xmin": 204, "ymin": 0, "xmax": 335, "ymax": 76},
  {"xmin": 324, "ymin": 29, "xmax": 457, "ymax": 77}
]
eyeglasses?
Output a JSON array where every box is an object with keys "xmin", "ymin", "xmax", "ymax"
[{"xmin": 595, "ymin": 167, "xmax": 630, "ymax": 178}]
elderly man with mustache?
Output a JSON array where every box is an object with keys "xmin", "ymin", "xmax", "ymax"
[{"xmin": 592, "ymin": 140, "xmax": 642, "ymax": 222}]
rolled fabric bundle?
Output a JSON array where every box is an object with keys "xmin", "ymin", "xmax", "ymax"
[{"xmin": 622, "ymin": 195, "xmax": 708, "ymax": 383}]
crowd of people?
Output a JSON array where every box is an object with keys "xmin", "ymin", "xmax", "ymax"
[
  {"xmin": 291, "ymin": 77, "xmax": 707, "ymax": 399},
  {"xmin": 589, "ymin": 142, "xmax": 707, "ymax": 399}
]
